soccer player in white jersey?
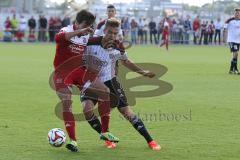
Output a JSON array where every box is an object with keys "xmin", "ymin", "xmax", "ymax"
[
  {"xmin": 225, "ymin": 8, "xmax": 240, "ymax": 74},
  {"xmin": 81, "ymin": 18, "xmax": 161, "ymax": 151}
]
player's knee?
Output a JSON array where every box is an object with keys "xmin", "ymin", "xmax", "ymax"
[
  {"xmin": 57, "ymin": 89, "xmax": 71, "ymax": 101},
  {"xmin": 62, "ymin": 100, "xmax": 72, "ymax": 112}
]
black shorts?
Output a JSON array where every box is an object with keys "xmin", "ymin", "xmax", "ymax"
[
  {"xmin": 229, "ymin": 42, "xmax": 240, "ymax": 52},
  {"xmin": 138, "ymin": 29, "xmax": 143, "ymax": 36},
  {"xmin": 80, "ymin": 77, "xmax": 128, "ymax": 108}
]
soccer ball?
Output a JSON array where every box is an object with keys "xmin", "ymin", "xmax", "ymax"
[{"xmin": 47, "ymin": 128, "xmax": 66, "ymax": 147}]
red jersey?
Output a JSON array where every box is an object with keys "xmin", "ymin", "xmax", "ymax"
[
  {"xmin": 193, "ymin": 20, "xmax": 200, "ymax": 31},
  {"xmin": 54, "ymin": 25, "xmax": 90, "ymax": 68},
  {"xmin": 52, "ymin": 25, "xmax": 103, "ymax": 91},
  {"xmin": 54, "ymin": 24, "xmax": 104, "ymax": 68}
]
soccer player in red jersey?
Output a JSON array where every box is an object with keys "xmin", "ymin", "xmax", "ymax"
[
  {"xmin": 160, "ymin": 19, "xmax": 170, "ymax": 51},
  {"xmin": 52, "ymin": 10, "xmax": 119, "ymax": 152}
]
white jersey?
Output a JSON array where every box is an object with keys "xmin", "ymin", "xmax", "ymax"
[
  {"xmin": 85, "ymin": 45, "xmax": 128, "ymax": 82},
  {"xmin": 215, "ymin": 21, "xmax": 222, "ymax": 30},
  {"xmin": 227, "ymin": 19, "xmax": 240, "ymax": 43},
  {"xmin": 94, "ymin": 19, "xmax": 123, "ymax": 39},
  {"xmin": 19, "ymin": 17, "xmax": 27, "ymax": 31}
]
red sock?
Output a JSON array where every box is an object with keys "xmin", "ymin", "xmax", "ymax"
[
  {"xmin": 98, "ymin": 100, "xmax": 110, "ymax": 133},
  {"xmin": 62, "ymin": 101, "xmax": 76, "ymax": 141}
]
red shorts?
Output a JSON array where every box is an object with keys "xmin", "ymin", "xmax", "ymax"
[
  {"xmin": 64, "ymin": 67, "xmax": 98, "ymax": 88},
  {"xmin": 162, "ymin": 34, "xmax": 169, "ymax": 40},
  {"xmin": 53, "ymin": 71, "xmax": 69, "ymax": 93}
]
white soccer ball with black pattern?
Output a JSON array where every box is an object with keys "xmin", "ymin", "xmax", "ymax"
[{"xmin": 48, "ymin": 128, "xmax": 66, "ymax": 147}]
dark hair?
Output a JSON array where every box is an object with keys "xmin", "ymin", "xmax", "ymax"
[
  {"xmin": 76, "ymin": 10, "xmax": 96, "ymax": 25},
  {"xmin": 235, "ymin": 8, "xmax": 240, "ymax": 12},
  {"xmin": 105, "ymin": 18, "xmax": 120, "ymax": 28},
  {"xmin": 107, "ymin": 4, "xmax": 115, "ymax": 9}
]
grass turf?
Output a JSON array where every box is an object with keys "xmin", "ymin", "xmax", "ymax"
[{"xmin": 0, "ymin": 43, "xmax": 239, "ymax": 160}]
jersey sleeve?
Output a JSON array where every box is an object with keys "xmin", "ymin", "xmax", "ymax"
[
  {"xmin": 94, "ymin": 28, "xmax": 103, "ymax": 37},
  {"xmin": 113, "ymin": 50, "xmax": 128, "ymax": 61},
  {"xmin": 94, "ymin": 20, "xmax": 106, "ymax": 36},
  {"xmin": 96, "ymin": 20, "xmax": 106, "ymax": 29},
  {"xmin": 55, "ymin": 28, "xmax": 68, "ymax": 44}
]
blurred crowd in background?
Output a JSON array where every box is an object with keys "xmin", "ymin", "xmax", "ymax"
[
  {"xmin": 1, "ymin": 14, "xmax": 71, "ymax": 42},
  {"xmin": 0, "ymin": 13, "xmax": 227, "ymax": 45}
]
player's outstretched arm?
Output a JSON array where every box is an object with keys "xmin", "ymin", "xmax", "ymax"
[
  {"xmin": 65, "ymin": 27, "xmax": 93, "ymax": 41},
  {"xmin": 121, "ymin": 59, "xmax": 155, "ymax": 78},
  {"xmin": 55, "ymin": 27, "xmax": 94, "ymax": 43}
]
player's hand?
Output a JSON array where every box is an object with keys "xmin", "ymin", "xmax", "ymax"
[
  {"xmin": 79, "ymin": 27, "xmax": 94, "ymax": 36},
  {"xmin": 140, "ymin": 70, "xmax": 156, "ymax": 78}
]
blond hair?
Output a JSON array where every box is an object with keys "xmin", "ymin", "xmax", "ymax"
[{"xmin": 105, "ymin": 18, "xmax": 120, "ymax": 28}]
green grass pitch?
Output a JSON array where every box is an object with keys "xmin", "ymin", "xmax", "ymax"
[{"xmin": 0, "ymin": 43, "xmax": 239, "ymax": 160}]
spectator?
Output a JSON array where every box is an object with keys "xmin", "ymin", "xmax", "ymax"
[
  {"xmin": 199, "ymin": 20, "xmax": 207, "ymax": 45},
  {"xmin": 148, "ymin": 17, "xmax": 158, "ymax": 44},
  {"xmin": 18, "ymin": 15, "xmax": 27, "ymax": 41},
  {"xmin": 214, "ymin": 18, "xmax": 222, "ymax": 45},
  {"xmin": 179, "ymin": 20, "xmax": 184, "ymax": 44},
  {"xmin": 48, "ymin": 17, "xmax": 55, "ymax": 42},
  {"xmin": 183, "ymin": 15, "xmax": 191, "ymax": 44},
  {"xmin": 123, "ymin": 17, "xmax": 130, "ymax": 39},
  {"xmin": 208, "ymin": 20, "xmax": 215, "ymax": 44},
  {"xmin": 4, "ymin": 17, "xmax": 12, "ymax": 42},
  {"xmin": 142, "ymin": 18, "xmax": 148, "ymax": 44},
  {"xmin": 171, "ymin": 18, "xmax": 177, "ymax": 43},
  {"xmin": 174, "ymin": 21, "xmax": 183, "ymax": 44},
  {"xmin": 130, "ymin": 18, "xmax": 138, "ymax": 44},
  {"xmin": 38, "ymin": 15, "xmax": 48, "ymax": 42},
  {"xmin": 28, "ymin": 16, "xmax": 36, "ymax": 34},
  {"xmin": 54, "ymin": 17, "xmax": 62, "ymax": 33},
  {"xmin": 28, "ymin": 32, "xmax": 36, "ymax": 42},
  {"xmin": 193, "ymin": 16, "xmax": 200, "ymax": 44},
  {"xmin": 62, "ymin": 16, "xmax": 71, "ymax": 27},
  {"xmin": 203, "ymin": 21, "xmax": 209, "ymax": 45},
  {"xmin": 10, "ymin": 14, "xmax": 18, "ymax": 38},
  {"xmin": 3, "ymin": 28, "xmax": 12, "ymax": 42},
  {"xmin": 138, "ymin": 18, "xmax": 144, "ymax": 44},
  {"xmin": 4, "ymin": 17, "xmax": 11, "ymax": 30}
]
